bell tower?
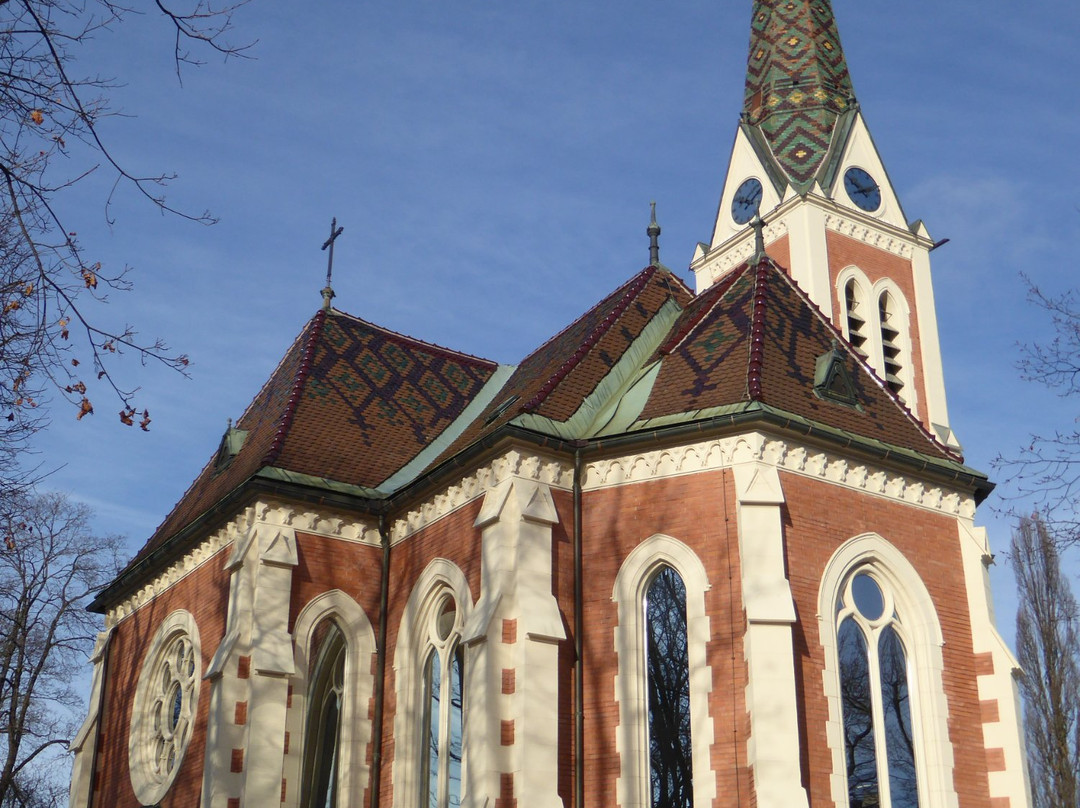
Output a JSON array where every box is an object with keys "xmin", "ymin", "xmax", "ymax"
[{"xmin": 692, "ymin": 0, "xmax": 957, "ymax": 449}]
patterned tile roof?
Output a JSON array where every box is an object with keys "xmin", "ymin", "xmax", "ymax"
[
  {"xmin": 743, "ymin": 0, "xmax": 854, "ymax": 188},
  {"xmin": 640, "ymin": 258, "xmax": 957, "ymax": 463},
  {"xmin": 123, "ymin": 310, "xmax": 498, "ymax": 571},
  {"xmin": 108, "ymin": 257, "xmax": 964, "ymax": 606},
  {"xmin": 430, "ymin": 265, "xmax": 695, "ymax": 464}
]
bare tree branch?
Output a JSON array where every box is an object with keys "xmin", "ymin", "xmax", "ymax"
[{"xmin": 0, "ymin": 0, "xmax": 252, "ymax": 490}]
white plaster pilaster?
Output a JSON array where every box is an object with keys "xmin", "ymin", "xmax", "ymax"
[
  {"xmin": 201, "ymin": 504, "xmax": 299, "ymax": 808},
  {"xmin": 69, "ymin": 627, "xmax": 114, "ymax": 808},
  {"xmin": 463, "ymin": 477, "xmax": 565, "ymax": 808},
  {"xmin": 732, "ymin": 461, "xmax": 809, "ymax": 808}
]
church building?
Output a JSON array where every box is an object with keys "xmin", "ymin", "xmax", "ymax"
[{"xmin": 70, "ymin": 2, "xmax": 1032, "ymax": 807}]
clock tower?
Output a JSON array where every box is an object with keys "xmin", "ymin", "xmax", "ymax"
[{"xmin": 692, "ymin": 0, "xmax": 958, "ymax": 449}]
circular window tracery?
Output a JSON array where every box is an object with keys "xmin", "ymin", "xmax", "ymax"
[{"xmin": 129, "ymin": 610, "xmax": 201, "ymax": 805}]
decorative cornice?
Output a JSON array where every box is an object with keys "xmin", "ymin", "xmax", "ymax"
[
  {"xmin": 106, "ymin": 431, "xmax": 976, "ymax": 624},
  {"xmin": 391, "ymin": 447, "xmax": 574, "ymax": 544},
  {"xmin": 823, "ymin": 212, "xmax": 914, "ymax": 258},
  {"xmin": 105, "ymin": 501, "xmax": 379, "ymax": 626},
  {"xmin": 695, "ymin": 219, "xmax": 790, "ymax": 287},
  {"xmin": 582, "ymin": 431, "xmax": 975, "ymax": 519}
]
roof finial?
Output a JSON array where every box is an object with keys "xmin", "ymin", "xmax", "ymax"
[
  {"xmin": 647, "ymin": 201, "xmax": 661, "ymax": 266},
  {"xmin": 751, "ymin": 215, "xmax": 768, "ymax": 262},
  {"xmin": 321, "ymin": 217, "xmax": 344, "ymax": 310}
]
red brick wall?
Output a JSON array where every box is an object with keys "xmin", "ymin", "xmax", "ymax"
[
  {"xmin": 91, "ymin": 460, "xmax": 994, "ymax": 808},
  {"xmin": 567, "ymin": 469, "xmax": 752, "ymax": 808},
  {"xmin": 780, "ymin": 470, "xmax": 990, "ymax": 808},
  {"xmin": 372, "ymin": 500, "xmax": 485, "ymax": 808},
  {"xmin": 92, "ymin": 546, "xmax": 230, "ymax": 808}
]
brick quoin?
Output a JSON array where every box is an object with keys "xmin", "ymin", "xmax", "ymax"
[
  {"xmin": 234, "ymin": 701, "xmax": 247, "ymax": 725},
  {"xmin": 502, "ymin": 618, "xmax": 517, "ymax": 644},
  {"xmin": 230, "ymin": 748, "xmax": 244, "ymax": 773},
  {"xmin": 502, "ymin": 668, "xmax": 516, "ymax": 694}
]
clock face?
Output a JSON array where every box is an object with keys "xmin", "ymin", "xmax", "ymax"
[
  {"xmin": 843, "ymin": 167, "xmax": 881, "ymax": 212},
  {"xmin": 731, "ymin": 178, "xmax": 763, "ymax": 225}
]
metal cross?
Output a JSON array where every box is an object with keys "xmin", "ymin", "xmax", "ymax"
[{"xmin": 321, "ymin": 217, "xmax": 344, "ymax": 309}]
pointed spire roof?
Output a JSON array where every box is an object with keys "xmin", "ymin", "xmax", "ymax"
[{"xmin": 743, "ymin": 0, "xmax": 855, "ymax": 189}]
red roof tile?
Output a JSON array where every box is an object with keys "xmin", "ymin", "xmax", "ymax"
[{"xmin": 122, "ymin": 310, "xmax": 498, "ymax": 574}]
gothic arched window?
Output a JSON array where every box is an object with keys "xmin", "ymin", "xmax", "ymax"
[
  {"xmin": 645, "ymin": 566, "xmax": 693, "ymax": 808},
  {"xmin": 821, "ymin": 537, "xmax": 954, "ymax": 808},
  {"xmin": 613, "ymin": 536, "xmax": 715, "ymax": 808},
  {"xmin": 302, "ymin": 621, "xmax": 347, "ymax": 808},
  {"xmin": 420, "ymin": 595, "xmax": 465, "ymax": 808}
]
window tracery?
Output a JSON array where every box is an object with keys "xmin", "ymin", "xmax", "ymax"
[
  {"xmin": 819, "ymin": 535, "xmax": 956, "ymax": 808},
  {"xmin": 302, "ymin": 621, "xmax": 347, "ymax": 808},
  {"xmin": 837, "ymin": 571, "xmax": 918, "ymax": 808},
  {"xmin": 128, "ymin": 610, "xmax": 202, "ymax": 805},
  {"xmin": 391, "ymin": 560, "xmax": 474, "ymax": 808},
  {"xmin": 286, "ymin": 589, "xmax": 376, "ymax": 808},
  {"xmin": 421, "ymin": 595, "xmax": 465, "ymax": 808},
  {"xmin": 645, "ymin": 566, "xmax": 693, "ymax": 808}
]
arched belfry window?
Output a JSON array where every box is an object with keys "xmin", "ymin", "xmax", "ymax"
[
  {"xmin": 645, "ymin": 566, "xmax": 693, "ymax": 808},
  {"xmin": 421, "ymin": 595, "xmax": 465, "ymax": 808},
  {"xmin": 844, "ymin": 278, "xmax": 869, "ymax": 359},
  {"xmin": 819, "ymin": 536, "xmax": 955, "ymax": 808},
  {"xmin": 302, "ymin": 621, "xmax": 347, "ymax": 808},
  {"xmin": 837, "ymin": 572, "xmax": 918, "ymax": 808},
  {"xmin": 877, "ymin": 292, "xmax": 905, "ymax": 397}
]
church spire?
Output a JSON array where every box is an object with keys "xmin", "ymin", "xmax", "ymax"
[{"xmin": 743, "ymin": 0, "xmax": 855, "ymax": 189}]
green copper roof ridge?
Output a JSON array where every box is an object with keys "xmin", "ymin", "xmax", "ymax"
[
  {"xmin": 255, "ymin": 466, "xmax": 387, "ymax": 499},
  {"xmin": 377, "ymin": 363, "xmax": 518, "ymax": 493},
  {"xmin": 511, "ymin": 297, "xmax": 686, "ymax": 441}
]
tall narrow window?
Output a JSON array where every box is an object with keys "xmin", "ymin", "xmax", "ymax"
[
  {"xmin": 303, "ymin": 621, "xmax": 347, "ymax": 808},
  {"xmin": 844, "ymin": 279, "xmax": 868, "ymax": 359},
  {"xmin": 645, "ymin": 566, "xmax": 693, "ymax": 808},
  {"xmin": 878, "ymin": 292, "xmax": 904, "ymax": 396},
  {"xmin": 421, "ymin": 596, "xmax": 465, "ymax": 808},
  {"xmin": 838, "ymin": 571, "xmax": 919, "ymax": 808}
]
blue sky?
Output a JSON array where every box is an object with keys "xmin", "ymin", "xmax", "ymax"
[{"xmin": 30, "ymin": 0, "xmax": 1080, "ymax": 646}]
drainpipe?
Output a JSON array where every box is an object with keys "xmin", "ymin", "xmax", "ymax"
[
  {"xmin": 573, "ymin": 447, "xmax": 585, "ymax": 808},
  {"xmin": 369, "ymin": 513, "xmax": 392, "ymax": 808}
]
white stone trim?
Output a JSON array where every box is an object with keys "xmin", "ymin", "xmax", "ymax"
[
  {"xmin": 392, "ymin": 448, "xmax": 573, "ymax": 544},
  {"xmin": 612, "ymin": 534, "xmax": 716, "ymax": 808},
  {"xmin": 104, "ymin": 500, "xmax": 379, "ymax": 627},
  {"xmin": 128, "ymin": 609, "xmax": 203, "ymax": 806},
  {"xmin": 582, "ymin": 432, "xmax": 975, "ymax": 520},
  {"xmin": 818, "ymin": 534, "xmax": 957, "ymax": 808},
  {"xmin": 392, "ymin": 558, "xmax": 475, "ymax": 808},
  {"xmin": 69, "ymin": 627, "xmax": 115, "ymax": 807},
  {"xmin": 822, "ymin": 212, "xmax": 915, "ymax": 259},
  {"xmin": 732, "ymin": 462, "xmax": 808, "ymax": 808},
  {"xmin": 282, "ymin": 590, "xmax": 377, "ymax": 808},
  {"xmin": 956, "ymin": 520, "xmax": 1034, "ymax": 808}
]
